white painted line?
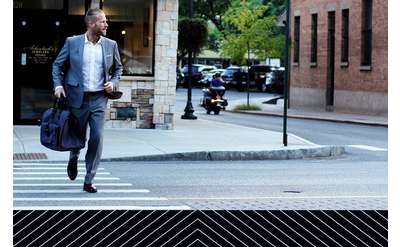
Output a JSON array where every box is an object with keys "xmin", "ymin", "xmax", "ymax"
[
  {"xmin": 13, "ymin": 205, "xmax": 192, "ymax": 210},
  {"xmin": 14, "ymin": 189, "xmax": 150, "ymax": 193},
  {"xmin": 167, "ymin": 195, "xmax": 388, "ymax": 200},
  {"xmin": 13, "ymin": 167, "xmax": 105, "ymax": 170},
  {"xmin": 348, "ymin": 145, "xmax": 388, "ymax": 151},
  {"xmin": 14, "ymin": 197, "xmax": 168, "ymax": 201},
  {"xmin": 288, "ymin": 133, "xmax": 318, "ymax": 146},
  {"xmin": 14, "ymin": 183, "xmax": 132, "ymax": 187},
  {"xmin": 14, "ymin": 163, "xmax": 87, "ymax": 167},
  {"xmin": 14, "ymin": 177, "xmax": 120, "ymax": 180},
  {"xmin": 14, "ymin": 172, "xmax": 111, "ymax": 175}
]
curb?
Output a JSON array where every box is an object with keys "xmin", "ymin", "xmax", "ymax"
[
  {"xmin": 226, "ymin": 110, "xmax": 388, "ymax": 127},
  {"xmin": 13, "ymin": 146, "xmax": 345, "ymax": 163}
]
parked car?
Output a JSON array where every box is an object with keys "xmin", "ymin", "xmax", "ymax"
[
  {"xmin": 182, "ymin": 64, "xmax": 217, "ymax": 87},
  {"xmin": 230, "ymin": 64, "xmax": 273, "ymax": 91},
  {"xmin": 176, "ymin": 67, "xmax": 184, "ymax": 88},
  {"xmin": 222, "ymin": 66, "xmax": 241, "ymax": 88},
  {"xmin": 199, "ymin": 69, "xmax": 226, "ymax": 87},
  {"xmin": 263, "ymin": 67, "xmax": 285, "ymax": 94}
]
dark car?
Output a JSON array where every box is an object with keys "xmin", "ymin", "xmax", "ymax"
[
  {"xmin": 176, "ymin": 68, "xmax": 184, "ymax": 89},
  {"xmin": 182, "ymin": 64, "xmax": 217, "ymax": 87},
  {"xmin": 222, "ymin": 66, "xmax": 241, "ymax": 89},
  {"xmin": 230, "ymin": 64, "xmax": 273, "ymax": 91},
  {"xmin": 264, "ymin": 67, "xmax": 285, "ymax": 94}
]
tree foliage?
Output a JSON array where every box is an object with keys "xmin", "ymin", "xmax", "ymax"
[{"xmin": 177, "ymin": 18, "xmax": 209, "ymax": 63}]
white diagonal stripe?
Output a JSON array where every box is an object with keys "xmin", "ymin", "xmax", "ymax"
[
  {"xmin": 374, "ymin": 210, "xmax": 388, "ymax": 221},
  {"xmin": 322, "ymin": 211, "xmax": 370, "ymax": 246},
  {"xmin": 14, "ymin": 189, "xmax": 150, "ymax": 193},
  {"xmin": 147, "ymin": 211, "xmax": 196, "ymax": 247},
  {"xmin": 348, "ymin": 145, "xmax": 387, "ymax": 151},
  {"xmin": 308, "ymin": 211, "xmax": 356, "ymax": 247},
  {"xmin": 226, "ymin": 210, "xmax": 274, "ymax": 246},
  {"xmin": 14, "ymin": 177, "xmax": 120, "ymax": 180},
  {"xmin": 195, "ymin": 219, "xmax": 235, "ymax": 247},
  {"xmin": 38, "ymin": 210, "xmax": 90, "ymax": 247},
  {"xmin": 350, "ymin": 211, "xmax": 387, "ymax": 241},
  {"xmin": 81, "ymin": 210, "xmax": 130, "ymax": 247},
  {"xmin": 337, "ymin": 211, "xmax": 385, "ymax": 245},
  {"xmin": 241, "ymin": 211, "xmax": 282, "ymax": 246},
  {"xmin": 65, "ymin": 210, "xmax": 117, "ymax": 247},
  {"xmin": 113, "ymin": 211, "xmax": 156, "ymax": 247},
  {"xmin": 254, "ymin": 211, "xmax": 296, "ymax": 247},
  {"xmin": 123, "ymin": 211, "xmax": 169, "ymax": 247},
  {"xmin": 52, "ymin": 211, "xmax": 101, "ymax": 247},
  {"xmin": 14, "ymin": 172, "xmax": 110, "ymax": 175},
  {"xmin": 171, "ymin": 228, "xmax": 199, "ymax": 247},
  {"xmin": 187, "ymin": 238, "xmax": 209, "ymax": 247},
  {"xmin": 200, "ymin": 210, "xmax": 249, "ymax": 247},
  {"xmin": 158, "ymin": 218, "xmax": 198, "ymax": 247},
  {"xmin": 362, "ymin": 211, "xmax": 387, "ymax": 231},
  {"xmin": 14, "ymin": 197, "xmax": 168, "ymax": 201},
  {"xmin": 294, "ymin": 211, "xmax": 342, "ymax": 246},
  {"xmin": 92, "ymin": 211, "xmax": 142, "ymax": 247},
  {"xmin": 19, "ymin": 211, "xmax": 61, "ymax": 247},
  {"xmin": 14, "ymin": 210, "xmax": 35, "ymax": 227},
  {"xmin": 14, "ymin": 210, "xmax": 48, "ymax": 237},
  {"xmin": 280, "ymin": 210, "xmax": 328, "ymax": 247},
  {"xmin": 267, "ymin": 211, "xmax": 316, "ymax": 246},
  {"xmin": 26, "ymin": 211, "xmax": 75, "ymax": 247},
  {"xmin": 173, "ymin": 228, "xmax": 223, "ymax": 247},
  {"xmin": 14, "ymin": 183, "xmax": 132, "ymax": 186}
]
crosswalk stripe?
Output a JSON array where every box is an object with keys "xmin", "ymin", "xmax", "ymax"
[
  {"xmin": 14, "ymin": 183, "xmax": 133, "ymax": 186},
  {"xmin": 13, "ymin": 167, "xmax": 105, "ymax": 170},
  {"xmin": 14, "ymin": 197, "xmax": 168, "ymax": 201},
  {"xmin": 348, "ymin": 145, "xmax": 387, "ymax": 151},
  {"xmin": 13, "ymin": 205, "xmax": 192, "ymax": 210},
  {"xmin": 14, "ymin": 172, "xmax": 111, "ymax": 175},
  {"xmin": 14, "ymin": 189, "xmax": 150, "ymax": 193},
  {"xmin": 14, "ymin": 177, "xmax": 120, "ymax": 180},
  {"xmin": 14, "ymin": 163, "xmax": 88, "ymax": 166}
]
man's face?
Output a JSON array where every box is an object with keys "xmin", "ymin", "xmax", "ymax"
[{"xmin": 89, "ymin": 12, "xmax": 108, "ymax": 36}]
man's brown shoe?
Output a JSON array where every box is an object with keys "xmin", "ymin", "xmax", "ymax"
[
  {"xmin": 83, "ymin": 183, "xmax": 97, "ymax": 193},
  {"xmin": 67, "ymin": 157, "xmax": 78, "ymax": 180}
]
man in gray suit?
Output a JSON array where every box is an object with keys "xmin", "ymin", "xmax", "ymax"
[{"xmin": 53, "ymin": 8, "xmax": 123, "ymax": 193}]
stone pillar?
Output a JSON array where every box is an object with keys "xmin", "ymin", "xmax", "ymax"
[{"xmin": 153, "ymin": 0, "xmax": 179, "ymax": 130}]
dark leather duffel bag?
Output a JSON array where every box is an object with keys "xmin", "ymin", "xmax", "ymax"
[{"xmin": 40, "ymin": 98, "xmax": 85, "ymax": 151}]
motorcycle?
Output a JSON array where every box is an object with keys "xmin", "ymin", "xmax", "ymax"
[{"xmin": 201, "ymin": 86, "xmax": 228, "ymax": 115}]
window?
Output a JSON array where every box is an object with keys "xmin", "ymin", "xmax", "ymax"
[
  {"xmin": 103, "ymin": 0, "xmax": 155, "ymax": 76},
  {"xmin": 294, "ymin": 16, "xmax": 300, "ymax": 64},
  {"xmin": 341, "ymin": 9, "xmax": 349, "ymax": 64},
  {"xmin": 361, "ymin": 0, "xmax": 372, "ymax": 67},
  {"xmin": 310, "ymin": 13, "xmax": 318, "ymax": 64}
]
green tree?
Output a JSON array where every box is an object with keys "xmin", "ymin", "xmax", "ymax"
[{"xmin": 220, "ymin": 0, "xmax": 284, "ymax": 64}]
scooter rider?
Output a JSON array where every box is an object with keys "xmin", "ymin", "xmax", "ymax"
[{"xmin": 210, "ymin": 73, "xmax": 225, "ymax": 97}]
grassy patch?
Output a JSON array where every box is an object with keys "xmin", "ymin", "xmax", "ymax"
[{"xmin": 233, "ymin": 104, "xmax": 261, "ymax": 111}]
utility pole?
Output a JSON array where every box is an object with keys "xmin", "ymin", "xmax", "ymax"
[{"xmin": 283, "ymin": 0, "xmax": 291, "ymax": 146}]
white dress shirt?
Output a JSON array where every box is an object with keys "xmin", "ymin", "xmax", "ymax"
[{"xmin": 82, "ymin": 34, "xmax": 105, "ymax": 92}]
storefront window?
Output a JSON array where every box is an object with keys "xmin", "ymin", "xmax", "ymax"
[{"xmin": 103, "ymin": 0, "xmax": 155, "ymax": 76}]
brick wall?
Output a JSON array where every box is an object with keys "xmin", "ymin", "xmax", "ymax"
[{"xmin": 290, "ymin": 0, "xmax": 387, "ymax": 114}]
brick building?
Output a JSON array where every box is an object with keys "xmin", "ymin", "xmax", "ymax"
[
  {"xmin": 14, "ymin": 0, "xmax": 179, "ymax": 129},
  {"xmin": 289, "ymin": 0, "xmax": 387, "ymax": 114}
]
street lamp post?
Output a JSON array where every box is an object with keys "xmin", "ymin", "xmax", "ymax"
[
  {"xmin": 283, "ymin": 0, "xmax": 291, "ymax": 146},
  {"xmin": 181, "ymin": 0, "xmax": 197, "ymax": 120}
]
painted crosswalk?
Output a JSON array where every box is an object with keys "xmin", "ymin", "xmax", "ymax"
[{"xmin": 13, "ymin": 162, "xmax": 191, "ymax": 210}]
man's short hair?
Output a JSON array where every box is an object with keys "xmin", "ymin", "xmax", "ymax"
[{"xmin": 85, "ymin": 8, "xmax": 104, "ymax": 26}]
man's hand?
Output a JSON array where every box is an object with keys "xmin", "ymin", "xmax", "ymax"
[
  {"xmin": 54, "ymin": 87, "xmax": 66, "ymax": 98},
  {"xmin": 104, "ymin": 81, "xmax": 114, "ymax": 93}
]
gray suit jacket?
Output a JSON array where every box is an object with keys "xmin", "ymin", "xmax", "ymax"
[{"xmin": 52, "ymin": 34, "xmax": 123, "ymax": 108}]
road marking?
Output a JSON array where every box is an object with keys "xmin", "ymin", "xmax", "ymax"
[
  {"xmin": 14, "ymin": 172, "xmax": 111, "ymax": 175},
  {"xmin": 14, "ymin": 197, "xmax": 168, "ymax": 201},
  {"xmin": 13, "ymin": 167, "xmax": 105, "ymax": 170},
  {"xmin": 14, "ymin": 163, "xmax": 88, "ymax": 167},
  {"xmin": 13, "ymin": 205, "xmax": 192, "ymax": 210},
  {"xmin": 14, "ymin": 177, "xmax": 120, "ymax": 180},
  {"xmin": 14, "ymin": 183, "xmax": 133, "ymax": 187},
  {"xmin": 348, "ymin": 145, "xmax": 387, "ymax": 151},
  {"xmin": 13, "ymin": 189, "xmax": 150, "ymax": 193},
  {"xmin": 166, "ymin": 195, "xmax": 388, "ymax": 200}
]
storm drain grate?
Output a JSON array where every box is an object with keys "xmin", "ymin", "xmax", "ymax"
[{"xmin": 13, "ymin": 153, "xmax": 48, "ymax": 160}]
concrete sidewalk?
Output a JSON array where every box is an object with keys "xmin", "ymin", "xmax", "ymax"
[
  {"xmin": 13, "ymin": 117, "xmax": 344, "ymax": 162},
  {"xmin": 226, "ymin": 96, "xmax": 388, "ymax": 127}
]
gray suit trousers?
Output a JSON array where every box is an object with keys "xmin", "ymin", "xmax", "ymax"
[{"xmin": 69, "ymin": 92, "xmax": 108, "ymax": 184}]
